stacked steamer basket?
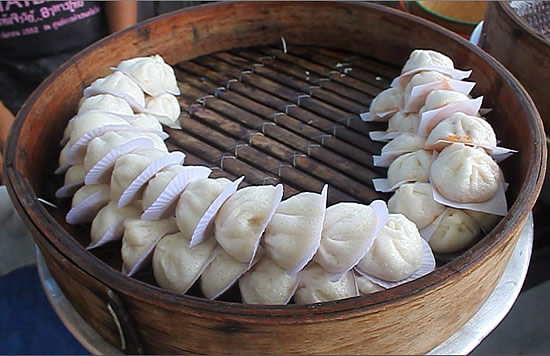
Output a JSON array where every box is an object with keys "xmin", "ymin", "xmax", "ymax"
[
  {"xmin": 4, "ymin": 2, "xmax": 546, "ymax": 355},
  {"xmin": 480, "ymin": 1, "xmax": 550, "ymax": 204},
  {"xmin": 365, "ymin": 49, "xmax": 516, "ymax": 260}
]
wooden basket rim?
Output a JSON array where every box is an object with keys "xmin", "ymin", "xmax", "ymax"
[{"xmin": 4, "ymin": 1, "xmax": 546, "ymax": 320}]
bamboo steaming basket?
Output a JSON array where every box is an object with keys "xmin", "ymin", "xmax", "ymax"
[
  {"xmin": 481, "ymin": 1, "xmax": 550, "ymax": 133},
  {"xmin": 4, "ymin": 2, "xmax": 546, "ymax": 354}
]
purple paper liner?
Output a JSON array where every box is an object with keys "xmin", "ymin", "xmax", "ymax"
[
  {"xmin": 85, "ymin": 137, "xmax": 154, "ymax": 185},
  {"xmin": 118, "ymin": 151, "xmax": 186, "ymax": 208},
  {"xmin": 55, "ymin": 179, "xmax": 85, "ymax": 199},
  {"xmin": 142, "ymin": 166, "xmax": 213, "ymax": 221},
  {"xmin": 55, "ymin": 143, "xmax": 71, "ymax": 174},
  {"xmin": 66, "ymin": 185, "xmax": 110, "ymax": 225},
  {"xmin": 189, "ymin": 176, "xmax": 245, "ymax": 248}
]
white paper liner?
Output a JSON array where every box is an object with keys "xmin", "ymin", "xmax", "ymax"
[
  {"xmin": 480, "ymin": 108, "xmax": 493, "ymax": 115},
  {"xmin": 141, "ymin": 166, "xmax": 214, "ymax": 221},
  {"xmin": 55, "ymin": 179, "xmax": 84, "ymax": 199},
  {"xmin": 65, "ymin": 187, "xmax": 110, "ymax": 225},
  {"xmin": 431, "ymin": 175, "xmax": 508, "ymax": 216},
  {"xmin": 83, "ymin": 82, "xmax": 146, "ymax": 112},
  {"xmin": 327, "ymin": 200, "xmax": 389, "ymax": 282},
  {"xmin": 54, "ymin": 162, "xmax": 72, "ymax": 175},
  {"xmin": 368, "ymin": 131, "xmax": 401, "ymax": 143},
  {"xmin": 285, "ymin": 184, "xmax": 329, "ymax": 276},
  {"xmin": 432, "ymin": 139, "xmax": 517, "ymax": 162},
  {"xmin": 189, "ymin": 176, "xmax": 245, "ymax": 248},
  {"xmin": 360, "ymin": 109, "xmax": 398, "ymax": 122},
  {"xmin": 417, "ymin": 96, "xmax": 483, "ymax": 137},
  {"xmin": 126, "ymin": 223, "xmax": 180, "ymax": 276},
  {"xmin": 247, "ymin": 184, "xmax": 284, "ymax": 267},
  {"xmin": 118, "ymin": 151, "xmax": 186, "ymax": 208},
  {"xmin": 373, "ymin": 150, "xmax": 412, "ymax": 168},
  {"xmin": 355, "ymin": 238, "xmax": 435, "ymax": 289},
  {"xmin": 371, "ymin": 200, "xmax": 390, "ymax": 238},
  {"xmin": 403, "ymin": 79, "xmax": 476, "ymax": 113},
  {"xmin": 85, "ymin": 137, "xmax": 155, "ymax": 185},
  {"xmin": 391, "ymin": 65, "xmax": 472, "ymax": 88},
  {"xmin": 373, "ymin": 178, "xmax": 421, "ymax": 193},
  {"xmin": 201, "ymin": 246, "xmax": 264, "ymax": 300},
  {"xmin": 419, "ymin": 207, "xmax": 450, "ymax": 242}
]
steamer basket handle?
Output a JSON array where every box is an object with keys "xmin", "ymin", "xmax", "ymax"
[{"xmin": 107, "ymin": 289, "xmax": 144, "ymax": 355}]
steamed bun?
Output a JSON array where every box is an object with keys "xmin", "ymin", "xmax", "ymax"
[
  {"xmin": 357, "ymin": 214, "xmax": 423, "ymax": 282},
  {"xmin": 387, "ymin": 112, "xmax": 420, "ymax": 134},
  {"xmin": 387, "ymin": 149, "xmax": 432, "ymax": 187},
  {"xmin": 425, "ymin": 112, "xmax": 497, "ymax": 151},
  {"xmin": 429, "ymin": 208, "xmax": 481, "ymax": 254},
  {"xmin": 369, "ymin": 87, "xmax": 403, "ymax": 117},
  {"xmin": 314, "ymin": 202, "xmax": 378, "ymax": 275},
  {"xmin": 262, "ymin": 190, "xmax": 326, "ymax": 274},
  {"xmin": 215, "ymin": 185, "xmax": 282, "ymax": 264},
  {"xmin": 431, "ymin": 143, "xmax": 501, "ymax": 203},
  {"xmin": 294, "ymin": 264, "xmax": 358, "ymax": 304},
  {"xmin": 238, "ymin": 257, "xmax": 299, "ymax": 305},
  {"xmin": 401, "ymin": 49, "xmax": 454, "ymax": 74},
  {"xmin": 388, "ymin": 182, "xmax": 445, "ymax": 229}
]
